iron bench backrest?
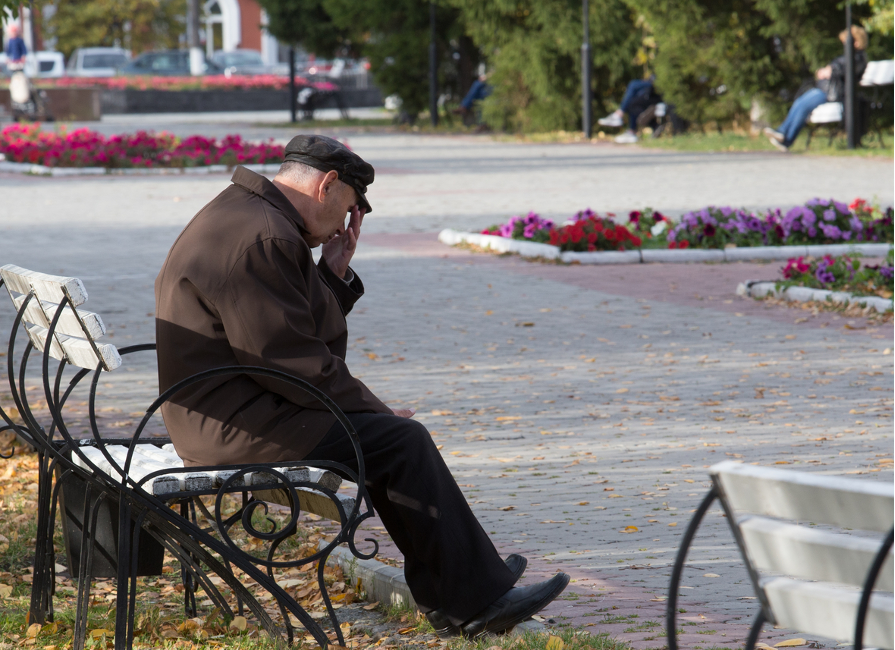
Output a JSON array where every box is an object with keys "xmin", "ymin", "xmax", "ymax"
[
  {"xmin": 711, "ymin": 461, "xmax": 894, "ymax": 649},
  {"xmin": 1, "ymin": 264, "xmax": 121, "ymax": 373}
]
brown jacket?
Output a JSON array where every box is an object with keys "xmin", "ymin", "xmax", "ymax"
[{"xmin": 154, "ymin": 166, "xmax": 391, "ymax": 466}]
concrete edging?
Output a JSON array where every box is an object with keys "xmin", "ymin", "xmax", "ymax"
[
  {"xmin": 737, "ymin": 280, "xmax": 893, "ymax": 312},
  {"xmin": 438, "ymin": 229, "xmax": 893, "ymax": 265},
  {"xmin": 322, "ymin": 543, "xmax": 546, "ymax": 635},
  {"xmin": 0, "ymin": 160, "xmax": 281, "ymax": 177}
]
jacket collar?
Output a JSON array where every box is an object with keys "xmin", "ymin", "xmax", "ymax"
[{"xmin": 231, "ymin": 166, "xmax": 308, "ymax": 233}]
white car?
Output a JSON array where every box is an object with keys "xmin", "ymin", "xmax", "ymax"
[
  {"xmin": 0, "ymin": 51, "xmax": 63, "ymax": 77},
  {"xmin": 66, "ymin": 47, "xmax": 130, "ymax": 77}
]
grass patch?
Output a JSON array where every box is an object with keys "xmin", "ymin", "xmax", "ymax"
[
  {"xmin": 637, "ymin": 129, "xmax": 893, "ymax": 157},
  {"xmin": 447, "ymin": 627, "xmax": 630, "ymax": 650}
]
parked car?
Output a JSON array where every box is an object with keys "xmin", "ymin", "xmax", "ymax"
[
  {"xmin": 66, "ymin": 47, "xmax": 130, "ymax": 77},
  {"xmin": 0, "ymin": 51, "xmax": 65, "ymax": 78},
  {"xmin": 118, "ymin": 50, "xmax": 223, "ymax": 76},
  {"xmin": 211, "ymin": 49, "xmax": 287, "ymax": 76}
]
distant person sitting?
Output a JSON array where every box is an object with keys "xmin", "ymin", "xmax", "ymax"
[
  {"xmin": 457, "ymin": 73, "xmax": 492, "ymax": 121},
  {"xmin": 4, "ymin": 23, "xmax": 27, "ymax": 70},
  {"xmin": 598, "ymin": 76, "xmax": 656, "ymax": 144},
  {"xmin": 764, "ymin": 26, "xmax": 868, "ymax": 151}
]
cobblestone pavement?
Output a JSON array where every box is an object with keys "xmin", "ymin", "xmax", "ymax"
[{"xmin": 0, "ymin": 131, "xmax": 892, "ymax": 649}]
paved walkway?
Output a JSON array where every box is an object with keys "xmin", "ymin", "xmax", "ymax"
[{"xmin": 0, "ymin": 130, "xmax": 892, "ymax": 648}]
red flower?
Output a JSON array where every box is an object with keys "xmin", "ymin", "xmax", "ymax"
[
  {"xmin": 586, "ymin": 232, "xmax": 598, "ymax": 244},
  {"xmin": 679, "ymin": 240, "xmax": 690, "ymax": 249}
]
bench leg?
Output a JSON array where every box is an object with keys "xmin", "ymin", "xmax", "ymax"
[
  {"xmin": 28, "ymin": 451, "xmax": 54, "ymax": 625},
  {"xmin": 666, "ymin": 487, "xmax": 718, "ymax": 650},
  {"xmin": 73, "ymin": 488, "xmax": 106, "ymax": 650}
]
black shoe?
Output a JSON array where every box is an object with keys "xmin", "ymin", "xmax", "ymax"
[
  {"xmin": 425, "ymin": 554, "xmax": 528, "ymax": 638},
  {"xmin": 459, "ymin": 572, "xmax": 570, "ymax": 638}
]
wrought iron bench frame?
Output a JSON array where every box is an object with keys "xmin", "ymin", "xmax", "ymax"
[
  {"xmin": 0, "ymin": 264, "xmax": 379, "ymax": 650},
  {"xmin": 665, "ymin": 461, "xmax": 893, "ymax": 650}
]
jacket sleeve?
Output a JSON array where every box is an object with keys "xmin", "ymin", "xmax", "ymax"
[
  {"xmin": 221, "ymin": 237, "xmax": 392, "ymax": 415},
  {"xmin": 317, "ymin": 256, "xmax": 365, "ymax": 316}
]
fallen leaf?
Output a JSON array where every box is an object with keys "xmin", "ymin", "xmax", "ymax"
[
  {"xmin": 577, "ymin": 501, "xmax": 590, "ymax": 506},
  {"xmin": 668, "ymin": 522, "xmax": 677, "ymax": 527},
  {"xmin": 620, "ymin": 526, "xmax": 639, "ymax": 533},
  {"xmin": 499, "ymin": 506, "xmax": 516, "ymax": 511},
  {"xmin": 362, "ymin": 602, "xmax": 379, "ymax": 611},
  {"xmin": 397, "ymin": 627, "xmax": 414, "ymax": 634},
  {"xmin": 495, "ymin": 416, "xmax": 521, "ymax": 421},
  {"xmin": 774, "ymin": 639, "xmax": 807, "ymax": 648},
  {"xmin": 229, "ymin": 616, "xmax": 247, "ymax": 632},
  {"xmin": 89, "ymin": 629, "xmax": 113, "ymax": 639},
  {"xmin": 0, "ymin": 584, "xmax": 12, "ymax": 598},
  {"xmin": 26, "ymin": 624, "xmax": 41, "ymax": 638},
  {"xmin": 704, "ymin": 573, "xmax": 720, "ymax": 578},
  {"xmin": 616, "ymin": 388, "xmax": 629, "ymax": 394},
  {"xmin": 546, "ymin": 636, "xmax": 565, "ymax": 650},
  {"xmin": 365, "ymin": 353, "xmax": 379, "ymax": 360}
]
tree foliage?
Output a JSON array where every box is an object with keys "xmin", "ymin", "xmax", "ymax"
[
  {"xmin": 324, "ymin": 0, "xmax": 470, "ymax": 119},
  {"xmin": 254, "ymin": 0, "xmax": 349, "ymax": 56},
  {"xmin": 47, "ymin": 0, "xmax": 186, "ymax": 59},
  {"xmin": 447, "ymin": 0, "xmax": 642, "ymax": 132}
]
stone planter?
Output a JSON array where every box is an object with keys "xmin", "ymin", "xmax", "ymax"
[{"xmin": 0, "ymin": 87, "xmax": 101, "ymax": 121}]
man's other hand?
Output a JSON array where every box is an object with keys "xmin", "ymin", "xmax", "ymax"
[
  {"xmin": 392, "ymin": 408, "xmax": 416, "ymax": 418},
  {"xmin": 322, "ymin": 204, "xmax": 365, "ymax": 278}
]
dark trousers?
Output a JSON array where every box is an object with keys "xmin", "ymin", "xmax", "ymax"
[{"xmin": 303, "ymin": 412, "xmax": 516, "ymax": 625}]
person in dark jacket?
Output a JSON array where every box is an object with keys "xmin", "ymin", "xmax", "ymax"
[
  {"xmin": 765, "ymin": 26, "xmax": 868, "ymax": 151},
  {"xmin": 154, "ymin": 135, "xmax": 569, "ymax": 639}
]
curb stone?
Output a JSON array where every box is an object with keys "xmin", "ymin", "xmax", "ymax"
[
  {"xmin": 322, "ymin": 544, "xmax": 547, "ymax": 636},
  {"xmin": 737, "ymin": 280, "xmax": 893, "ymax": 312},
  {"xmin": 438, "ymin": 229, "xmax": 893, "ymax": 265},
  {"xmin": 0, "ymin": 160, "xmax": 280, "ymax": 177}
]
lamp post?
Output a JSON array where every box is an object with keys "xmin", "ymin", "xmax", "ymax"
[
  {"xmin": 289, "ymin": 46, "xmax": 297, "ymax": 124},
  {"xmin": 844, "ymin": 1, "xmax": 857, "ymax": 149},
  {"xmin": 429, "ymin": 2, "xmax": 439, "ymax": 127},
  {"xmin": 187, "ymin": 0, "xmax": 203, "ymax": 76},
  {"xmin": 581, "ymin": 0, "xmax": 592, "ymax": 138}
]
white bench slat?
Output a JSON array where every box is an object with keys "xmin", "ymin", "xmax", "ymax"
[
  {"xmin": 74, "ymin": 446, "xmax": 211, "ymax": 495},
  {"xmin": 861, "ymin": 60, "xmax": 895, "ymax": 86},
  {"xmin": 809, "ymin": 102, "xmax": 844, "ymax": 124},
  {"xmin": 25, "ymin": 323, "xmax": 121, "ymax": 371},
  {"xmin": 740, "ymin": 515, "xmax": 894, "ymax": 591},
  {"xmin": 12, "ymin": 293, "xmax": 105, "ymax": 340},
  {"xmin": 762, "ymin": 576, "xmax": 894, "ymax": 649},
  {"xmin": 0, "ymin": 264, "xmax": 88, "ymax": 307},
  {"xmin": 253, "ymin": 485, "xmax": 356, "ymax": 521},
  {"xmin": 712, "ymin": 461, "xmax": 894, "ymax": 532}
]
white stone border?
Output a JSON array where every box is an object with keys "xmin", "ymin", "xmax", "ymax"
[
  {"xmin": 737, "ymin": 280, "xmax": 893, "ymax": 313},
  {"xmin": 438, "ymin": 229, "xmax": 893, "ymax": 265},
  {"xmin": 0, "ymin": 160, "xmax": 281, "ymax": 177}
]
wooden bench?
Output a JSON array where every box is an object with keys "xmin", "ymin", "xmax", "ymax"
[
  {"xmin": 807, "ymin": 59, "xmax": 894, "ymax": 148},
  {"xmin": 667, "ymin": 461, "xmax": 893, "ymax": 650},
  {"xmin": 0, "ymin": 263, "xmax": 376, "ymax": 650}
]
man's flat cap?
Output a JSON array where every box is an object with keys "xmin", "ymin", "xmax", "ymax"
[{"xmin": 283, "ymin": 134, "xmax": 374, "ymax": 213}]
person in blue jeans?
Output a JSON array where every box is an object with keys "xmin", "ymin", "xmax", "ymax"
[
  {"xmin": 598, "ymin": 77, "xmax": 655, "ymax": 143},
  {"xmin": 765, "ymin": 26, "xmax": 868, "ymax": 151}
]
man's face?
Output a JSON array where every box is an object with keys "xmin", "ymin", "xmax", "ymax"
[{"xmin": 309, "ymin": 180, "xmax": 358, "ymax": 247}]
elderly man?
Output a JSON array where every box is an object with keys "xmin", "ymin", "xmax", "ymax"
[{"xmin": 154, "ymin": 135, "xmax": 568, "ymax": 638}]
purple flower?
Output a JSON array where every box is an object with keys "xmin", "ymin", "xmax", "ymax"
[
  {"xmin": 819, "ymin": 223, "xmax": 842, "ymax": 239},
  {"xmin": 523, "ymin": 224, "xmax": 537, "ymax": 238},
  {"xmin": 833, "ymin": 200, "xmax": 850, "ymax": 214},
  {"xmin": 823, "ymin": 209, "xmax": 836, "ymax": 222},
  {"xmin": 808, "ymin": 227, "xmax": 817, "ymax": 237}
]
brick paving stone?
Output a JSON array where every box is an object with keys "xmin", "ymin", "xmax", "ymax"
[{"xmin": 0, "ymin": 131, "xmax": 891, "ymax": 649}]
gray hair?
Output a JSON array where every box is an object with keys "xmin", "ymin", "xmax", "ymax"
[{"xmin": 276, "ymin": 160, "xmax": 322, "ymax": 185}]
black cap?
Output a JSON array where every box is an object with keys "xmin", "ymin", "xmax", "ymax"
[{"xmin": 283, "ymin": 134, "xmax": 374, "ymax": 213}]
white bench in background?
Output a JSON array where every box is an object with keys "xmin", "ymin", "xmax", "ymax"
[
  {"xmin": 808, "ymin": 60, "xmax": 894, "ymax": 147},
  {"xmin": 667, "ymin": 460, "xmax": 893, "ymax": 650}
]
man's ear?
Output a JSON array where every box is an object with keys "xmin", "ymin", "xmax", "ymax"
[{"xmin": 317, "ymin": 170, "xmax": 341, "ymax": 203}]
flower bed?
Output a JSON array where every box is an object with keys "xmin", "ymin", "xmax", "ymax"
[
  {"xmin": 0, "ymin": 123, "xmax": 283, "ymax": 169},
  {"xmin": 479, "ymin": 199, "xmax": 893, "ymax": 252},
  {"xmin": 0, "ymin": 75, "xmax": 337, "ymax": 92},
  {"xmin": 778, "ymin": 251, "xmax": 893, "ymax": 299}
]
